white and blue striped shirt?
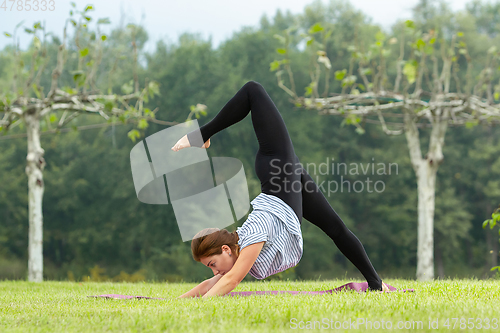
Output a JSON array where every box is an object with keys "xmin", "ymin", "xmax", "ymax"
[{"xmin": 236, "ymin": 192, "xmax": 303, "ymax": 279}]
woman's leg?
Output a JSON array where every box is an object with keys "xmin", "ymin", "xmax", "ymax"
[
  {"xmin": 187, "ymin": 81, "xmax": 294, "ymax": 156},
  {"xmin": 299, "ymin": 166, "xmax": 383, "ymax": 291},
  {"xmin": 187, "ymin": 81, "xmax": 303, "ymax": 221}
]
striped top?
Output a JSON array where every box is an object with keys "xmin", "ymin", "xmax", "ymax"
[{"xmin": 236, "ymin": 192, "xmax": 303, "ymax": 279}]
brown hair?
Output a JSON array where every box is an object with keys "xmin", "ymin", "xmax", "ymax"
[{"xmin": 191, "ymin": 228, "xmax": 240, "ymax": 262}]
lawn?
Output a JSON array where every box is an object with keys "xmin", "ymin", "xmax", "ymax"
[{"xmin": 1, "ymin": 278, "xmax": 499, "ymax": 332}]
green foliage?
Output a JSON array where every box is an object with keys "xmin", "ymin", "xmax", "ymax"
[
  {"xmin": 137, "ymin": 118, "xmax": 148, "ymax": 130},
  {"xmin": 415, "ymin": 38, "xmax": 425, "ymax": 50},
  {"xmin": 143, "ymin": 108, "xmax": 155, "ymax": 120},
  {"xmin": 269, "ymin": 60, "xmax": 281, "ymax": 72},
  {"xmin": 32, "ymin": 84, "xmax": 41, "ymax": 99},
  {"xmin": 405, "ymin": 20, "xmax": 415, "ymax": 29},
  {"xmin": 33, "ymin": 36, "xmax": 41, "ymax": 50},
  {"xmin": 355, "ymin": 127, "xmax": 365, "ymax": 134},
  {"xmin": 121, "ymin": 80, "xmax": 134, "ymax": 94},
  {"xmin": 341, "ymin": 75, "xmax": 357, "ymax": 88},
  {"xmin": 340, "ymin": 113, "xmax": 362, "ymax": 128},
  {"xmin": 403, "ymin": 60, "xmax": 418, "ymax": 84},
  {"xmin": 127, "ymin": 129, "xmax": 141, "ymax": 142},
  {"xmin": 70, "ymin": 70, "xmax": 86, "ymax": 87},
  {"xmin": 375, "ymin": 31, "xmax": 385, "ymax": 42},
  {"xmin": 61, "ymin": 86, "xmax": 77, "ymax": 95},
  {"xmin": 104, "ymin": 100, "xmax": 114, "ymax": 112},
  {"xmin": 97, "ymin": 18, "xmax": 110, "ymax": 25},
  {"xmin": 483, "ymin": 205, "xmax": 500, "ymax": 272},
  {"xmin": 188, "ymin": 104, "xmax": 208, "ymax": 121},
  {"xmin": 79, "ymin": 48, "xmax": 89, "ymax": 57},
  {"xmin": 273, "ymin": 33, "xmax": 286, "ymax": 44},
  {"xmin": 148, "ymin": 81, "xmax": 159, "ymax": 97},
  {"xmin": 308, "ymin": 22, "xmax": 324, "ymax": 34},
  {"xmin": 465, "ymin": 119, "xmax": 479, "ymax": 128},
  {"xmin": 334, "ymin": 69, "xmax": 347, "ymax": 81},
  {"xmin": 360, "ymin": 68, "xmax": 372, "ymax": 76},
  {"xmin": 483, "ymin": 205, "xmax": 500, "ymax": 231}
]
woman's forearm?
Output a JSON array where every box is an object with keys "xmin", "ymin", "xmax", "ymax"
[
  {"xmin": 177, "ymin": 280, "xmax": 210, "ymax": 298},
  {"xmin": 177, "ymin": 274, "xmax": 224, "ymax": 298},
  {"xmin": 202, "ymin": 275, "xmax": 238, "ymax": 298}
]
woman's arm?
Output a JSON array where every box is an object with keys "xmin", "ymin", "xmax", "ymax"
[
  {"xmin": 177, "ymin": 274, "xmax": 223, "ymax": 299},
  {"xmin": 202, "ymin": 241, "xmax": 265, "ymax": 298},
  {"xmin": 177, "ymin": 280, "xmax": 208, "ymax": 299}
]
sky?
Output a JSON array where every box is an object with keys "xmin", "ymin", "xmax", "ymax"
[{"xmin": 0, "ymin": 0, "xmax": 473, "ymax": 53}]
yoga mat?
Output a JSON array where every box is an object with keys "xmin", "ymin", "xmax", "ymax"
[{"xmin": 88, "ymin": 282, "xmax": 414, "ymax": 300}]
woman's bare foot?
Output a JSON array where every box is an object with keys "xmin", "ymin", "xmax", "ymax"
[
  {"xmin": 202, "ymin": 138, "xmax": 211, "ymax": 149},
  {"xmin": 380, "ymin": 282, "xmax": 390, "ymax": 293},
  {"xmin": 367, "ymin": 281, "xmax": 390, "ymax": 293},
  {"xmin": 171, "ymin": 135, "xmax": 210, "ymax": 152}
]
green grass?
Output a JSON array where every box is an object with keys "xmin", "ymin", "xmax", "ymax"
[{"xmin": 1, "ymin": 278, "xmax": 499, "ymax": 332}]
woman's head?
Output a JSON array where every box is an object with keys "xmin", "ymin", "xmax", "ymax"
[{"xmin": 191, "ymin": 228, "xmax": 240, "ymax": 276}]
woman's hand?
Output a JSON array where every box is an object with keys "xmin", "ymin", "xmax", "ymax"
[{"xmin": 176, "ymin": 274, "xmax": 224, "ymax": 298}]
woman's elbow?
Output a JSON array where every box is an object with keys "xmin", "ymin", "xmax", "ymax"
[{"xmin": 230, "ymin": 278, "xmax": 241, "ymax": 289}]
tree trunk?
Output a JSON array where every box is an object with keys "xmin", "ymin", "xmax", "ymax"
[
  {"xmin": 403, "ymin": 106, "xmax": 448, "ymax": 281},
  {"xmin": 415, "ymin": 160, "xmax": 437, "ymax": 281},
  {"xmin": 24, "ymin": 110, "xmax": 46, "ymax": 282}
]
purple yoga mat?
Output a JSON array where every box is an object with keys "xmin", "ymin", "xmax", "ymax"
[{"xmin": 88, "ymin": 282, "xmax": 414, "ymax": 300}]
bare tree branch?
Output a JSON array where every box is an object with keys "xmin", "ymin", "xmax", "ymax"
[{"xmin": 394, "ymin": 30, "xmax": 405, "ymax": 93}]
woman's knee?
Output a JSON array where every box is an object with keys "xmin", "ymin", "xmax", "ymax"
[{"xmin": 244, "ymin": 80, "xmax": 265, "ymax": 95}]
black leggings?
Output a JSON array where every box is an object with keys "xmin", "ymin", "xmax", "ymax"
[{"xmin": 187, "ymin": 81, "xmax": 383, "ymax": 290}]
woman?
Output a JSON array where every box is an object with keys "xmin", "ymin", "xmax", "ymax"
[{"xmin": 172, "ymin": 81, "xmax": 389, "ymax": 298}]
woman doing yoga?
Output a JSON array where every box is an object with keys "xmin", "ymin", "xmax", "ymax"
[{"xmin": 172, "ymin": 81, "xmax": 389, "ymax": 298}]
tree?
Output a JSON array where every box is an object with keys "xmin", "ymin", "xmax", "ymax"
[
  {"xmin": 269, "ymin": 16, "xmax": 500, "ymax": 281},
  {"xmin": 0, "ymin": 5, "xmax": 206, "ymax": 282},
  {"xmin": 483, "ymin": 204, "xmax": 500, "ymax": 273}
]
